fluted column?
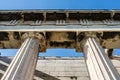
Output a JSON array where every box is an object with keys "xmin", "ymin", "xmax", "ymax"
[
  {"xmin": 82, "ymin": 38, "xmax": 120, "ymax": 80},
  {"xmin": 1, "ymin": 38, "xmax": 39, "ymax": 80}
]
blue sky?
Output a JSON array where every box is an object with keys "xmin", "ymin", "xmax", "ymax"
[
  {"xmin": 0, "ymin": 49, "xmax": 120, "ymax": 57},
  {"xmin": 0, "ymin": 0, "xmax": 120, "ymax": 10},
  {"xmin": 0, "ymin": 0, "xmax": 120, "ymax": 56},
  {"xmin": 0, "ymin": 49, "xmax": 84, "ymax": 57}
]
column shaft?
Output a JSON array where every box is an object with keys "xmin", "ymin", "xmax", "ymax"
[
  {"xmin": 83, "ymin": 38, "xmax": 120, "ymax": 80},
  {"xmin": 1, "ymin": 38, "xmax": 39, "ymax": 80}
]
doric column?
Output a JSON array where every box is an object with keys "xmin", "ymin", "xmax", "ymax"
[
  {"xmin": 1, "ymin": 38, "xmax": 39, "ymax": 80},
  {"xmin": 82, "ymin": 38, "xmax": 120, "ymax": 80}
]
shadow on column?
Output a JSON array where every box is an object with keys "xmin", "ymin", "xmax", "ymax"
[{"xmin": 34, "ymin": 70, "xmax": 60, "ymax": 80}]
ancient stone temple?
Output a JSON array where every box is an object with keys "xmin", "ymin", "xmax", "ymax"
[{"xmin": 0, "ymin": 10, "xmax": 120, "ymax": 80}]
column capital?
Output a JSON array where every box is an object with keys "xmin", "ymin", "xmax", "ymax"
[
  {"xmin": 21, "ymin": 32, "xmax": 44, "ymax": 41},
  {"xmin": 21, "ymin": 32, "xmax": 46, "ymax": 52},
  {"xmin": 80, "ymin": 37, "xmax": 100, "ymax": 51}
]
